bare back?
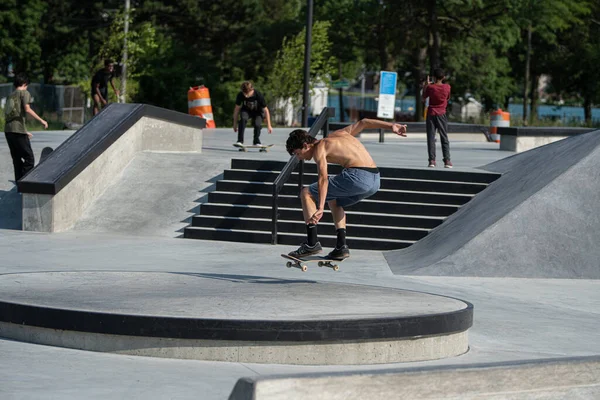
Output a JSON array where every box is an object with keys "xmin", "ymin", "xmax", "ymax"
[{"xmin": 315, "ymin": 132, "xmax": 376, "ymax": 169}]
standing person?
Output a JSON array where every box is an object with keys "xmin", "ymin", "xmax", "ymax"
[
  {"xmin": 422, "ymin": 68, "xmax": 452, "ymax": 168},
  {"xmin": 285, "ymin": 118, "xmax": 407, "ymax": 260},
  {"xmin": 4, "ymin": 73, "xmax": 48, "ymax": 182},
  {"xmin": 233, "ymin": 81, "xmax": 272, "ymax": 146},
  {"xmin": 91, "ymin": 59, "xmax": 120, "ymax": 116}
]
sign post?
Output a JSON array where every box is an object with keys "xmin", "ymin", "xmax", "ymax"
[{"xmin": 377, "ymin": 71, "xmax": 397, "ymax": 119}]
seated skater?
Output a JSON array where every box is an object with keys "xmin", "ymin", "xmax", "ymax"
[{"xmin": 285, "ymin": 119, "xmax": 407, "ymax": 260}]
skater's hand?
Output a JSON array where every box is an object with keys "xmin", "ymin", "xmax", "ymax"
[
  {"xmin": 309, "ymin": 209, "xmax": 324, "ymax": 225},
  {"xmin": 26, "ymin": 132, "xmax": 33, "ymax": 138},
  {"xmin": 233, "ymin": 125, "xmax": 238, "ymax": 133},
  {"xmin": 267, "ymin": 125, "xmax": 273, "ymax": 134},
  {"xmin": 40, "ymin": 119, "xmax": 48, "ymax": 129},
  {"xmin": 393, "ymin": 123, "xmax": 407, "ymax": 137}
]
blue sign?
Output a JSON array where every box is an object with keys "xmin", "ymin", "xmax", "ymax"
[
  {"xmin": 380, "ymin": 71, "xmax": 397, "ymax": 95},
  {"xmin": 377, "ymin": 71, "xmax": 398, "ymax": 119}
]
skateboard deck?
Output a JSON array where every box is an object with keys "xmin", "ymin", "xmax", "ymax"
[
  {"xmin": 281, "ymin": 254, "xmax": 344, "ymax": 272},
  {"xmin": 40, "ymin": 146, "xmax": 54, "ymax": 162},
  {"xmin": 233, "ymin": 143, "xmax": 274, "ymax": 152}
]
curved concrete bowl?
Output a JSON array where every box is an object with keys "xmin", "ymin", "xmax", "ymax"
[{"xmin": 0, "ymin": 272, "xmax": 473, "ymax": 365}]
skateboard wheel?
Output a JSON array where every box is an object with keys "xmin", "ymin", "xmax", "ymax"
[
  {"xmin": 301, "ymin": 265, "xmax": 307, "ymax": 272},
  {"xmin": 318, "ymin": 261, "xmax": 324, "ymax": 267},
  {"xmin": 333, "ymin": 265, "xmax": 339, "ymax": 271},
  {"xmin": 286, "ymin": 261, "xmax": 292, "ymax": 268}
]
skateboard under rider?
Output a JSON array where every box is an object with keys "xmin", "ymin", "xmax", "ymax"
[
  {"xmin": 233, "ymin": 143, "xmax": 274, "ymax": 152},
  {"xmin": 280, "ymin": 253, "xmax": 344, "ymax": 272}
]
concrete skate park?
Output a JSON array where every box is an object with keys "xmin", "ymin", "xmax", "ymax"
[{"xmin": 0, "ymin": 104, "xmax": 599, "ymax": 399}]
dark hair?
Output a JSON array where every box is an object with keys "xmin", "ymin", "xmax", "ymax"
[
  {"xmin": 13, "ymin": 73, "xmax": 30, "ymax": 87},
  {"xmin": 433, "ymin": 68, "xmax": 445, "ymax": 81},
  {"xmin": 104, "ymin": 59, "xmax": 114, "ymax": 67},
  {"xmin": 241, "ymin": 81, "xmax": 254, "ymax": 94},
  {"xmin": 286, "ymin": 129, "xmax": 316, "ymax": 155}
]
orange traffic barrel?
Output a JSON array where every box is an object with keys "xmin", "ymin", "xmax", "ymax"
[
  {"xmin": 490, "ymin": 109, "xmax": 510, "ymax": 143},
  {"xmin": 188, "ymin": 86, "xmax": 216, "ymax": 128}
]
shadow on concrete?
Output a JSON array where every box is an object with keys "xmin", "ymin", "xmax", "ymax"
[
  {"xmin": 0, "ymin": 187, "xmax": 21, "ymax": 230},
  {"xmin": 169, "ymin": 272, "xmax": 315, "ymax": 285}
]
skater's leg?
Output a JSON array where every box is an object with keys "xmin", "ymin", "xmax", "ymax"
[
  {"xmin": 327, "ymin": 199, "xmax": 349, "ymax": 259},
  {"xmin": 237, "ymin": 111, "xmax": 250, "ymax": 143},
  {"xmin": 287, "ymin": 187, "xmax": 323, "ymax": 257},
  {"xmin": 253, "ymin": 114, "xmax": 263, "ymax": 145}
]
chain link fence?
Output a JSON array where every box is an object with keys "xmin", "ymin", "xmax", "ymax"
[{"xmin": 0, "ymin": 83, "xmax": 89, "ymax": 128}]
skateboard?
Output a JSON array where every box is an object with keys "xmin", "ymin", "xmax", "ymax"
[
  {"xmin": 233, "ymin": 143, "xmax": 274, "ymax": 152},
  {"xmin": 40, "ymin": 146, "xmax": 54, "ymax": 162},
  {"xmin": 280, "ymin": 254, "xmax": 343, "ymax": 272}
]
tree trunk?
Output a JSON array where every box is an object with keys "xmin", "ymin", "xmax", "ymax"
[
  {"xmin": 338, "ymin": 60, "xmax": 344, "ymax": 122},
  {"xmin": 427, "ymin": 0, "xmax": 441, "ymax": 72},
  {"xmin": 584, "ymin": 96, "xmax": 592, "ymax": 126},
  {"xmin": 413, "ymin": 47, "xmax": 427, "ymax": 122},
  {"xmin": 523, "ymin": 24, "xmax": 532, "ymax": 126},
  {"xmin": 530, "ymin": 74, "xmax": 538, "ymax": 122}
]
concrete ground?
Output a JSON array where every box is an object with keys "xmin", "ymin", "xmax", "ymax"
[{"xmin": 1, "ymin": 127, "xmax": 599, "ymax": 399}]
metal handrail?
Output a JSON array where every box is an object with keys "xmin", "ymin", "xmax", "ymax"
[{"xmin": 271, "ymin": 107, "xmax": 336, "ymax": 244}]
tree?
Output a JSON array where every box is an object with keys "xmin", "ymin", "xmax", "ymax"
[
  {"xmin": 265, "ymin": 21, "xmax": 335, "ymax": 122},
  {"xmin": 0, "ymin": 0, "xmax": 46, "ymax": 77},
  {"xmin": 510, "ymin": 0, "xmax": 590, "ymax": 124},
  {"xmin": 547, "ymin": 1, "xmax": 600, "ymax": 125}
]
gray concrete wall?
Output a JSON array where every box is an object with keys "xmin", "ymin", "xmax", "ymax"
[
  {"xmin": 0, "ymin": 321, "xmax": 468, "ymax": 365},
  {"xmin": 500, "ymin": 134, "xmax": 568, "ymax": 152},
  {"xmin": 385, "ymin": 129, "xmax": 600, "ymax": 278},
  {"xmin": 22, "ymin": 117, "xmax": 203, "ymax": 232},
  {"xmin": 228, "ymin": 356, "xmax": 600, "ymax": 400}
]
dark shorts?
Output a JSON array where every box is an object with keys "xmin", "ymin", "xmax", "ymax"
[
  {"xmin": 309, "ymin": 167, "xmax": 380, "ymax": 208},
  {"xmin": 91, "ymin": 87, "xmax": 108, "ymax": 101}
]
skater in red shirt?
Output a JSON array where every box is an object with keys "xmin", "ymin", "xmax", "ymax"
[{"xmin": 422, "ymin": 68, "xmax": 452, "ymax": 168}]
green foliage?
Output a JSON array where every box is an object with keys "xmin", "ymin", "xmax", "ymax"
[
  {"xmin": 97, "ymin": 8, "xmax": 159, "ymax": 102},
  {"xmin": 265, "ymin": 21, "xmax": 335, "ymax": 113},
  {"xmin": 0, "ymin": 0, "xmax": 46, "ymax": 75},
  {"xmin": 1, "ymin": 0, "xmax": 599, "ymax": 126}
]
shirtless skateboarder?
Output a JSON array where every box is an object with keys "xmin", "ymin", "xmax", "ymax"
[{"xmin": 285, "ymin": 118, "xmax": 407, "ymax": 260}]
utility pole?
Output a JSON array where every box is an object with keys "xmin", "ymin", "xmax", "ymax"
[
  {"xmin": 121, "ymin": 0, "xmax": 130, "ymax": 103},
  {"xmin": 301, "ymin": 0, "xmax": 313, "ymax": 127}
]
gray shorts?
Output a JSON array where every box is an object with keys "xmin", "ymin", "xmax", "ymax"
[{"xmin": 309, "ymin": 167, "xmax": 380, "ymax": 208}]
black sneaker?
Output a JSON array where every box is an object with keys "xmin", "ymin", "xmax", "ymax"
[
  {"xmin": 288, "ymin": 242, "xmax": 322, "ymax": 258},
  {"xmin": 327, "ymin": 245, "xmax": 350, "ymax": 260}
]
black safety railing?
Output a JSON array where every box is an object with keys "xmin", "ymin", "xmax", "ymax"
[{"xmin": 271, "ymin": 107, "xmax": 336, "ymax": 244}]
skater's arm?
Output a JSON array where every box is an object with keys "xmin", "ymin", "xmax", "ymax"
[
  {"xmin": 24, "ymin": 104, "xmax": 48, "ymax": 129},
  {"xmin": 232, "ymin": 105, "xmax": 241, "ymax": 132},
  {"xmin": 110, "ymin": 78, "xmax": 120, "ymax": 97},
  {"xmin": 264, "ymin": 107, "xmax": 273, "ymax": 133},
  {"xmin": 421, "ymin": 75, "xmax": 431, "ymax": 101},
  {"xmin": 308, "ymin": 144, "xmax": 328, "ymax": 224},
  {"xmin": 335, "ymin": 119, "xmax": 407, "ymax": 137}
]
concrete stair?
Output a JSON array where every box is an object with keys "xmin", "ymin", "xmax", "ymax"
[{"xmin": 183, "ymin": 159, "xmax": 500, "ymax": 250}]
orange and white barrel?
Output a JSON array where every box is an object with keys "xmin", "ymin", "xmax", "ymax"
[
  {"xmin": 188, "ymin": 86, "xmax": 216, "ymax": 128},
  {"xmin": 490, "ymin": 109, "xmax": 510, "ymax": 143}
]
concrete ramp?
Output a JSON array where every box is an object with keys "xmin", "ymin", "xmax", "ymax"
[
  {"xmin": 228, "ymin": 356, "xmax": 600, "ymax": 400},
  {"xmin": 385, "ymin": 130, "xmax": 600, "ymax": 278}
]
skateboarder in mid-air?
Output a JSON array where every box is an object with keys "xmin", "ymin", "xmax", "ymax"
[
  {"xmin": 233, "ymin": 81, "xmax": 273, "ymax": 146},
  {"xmin": 286, "ymin": 119, "xmax": 407, "ymax": 260}
]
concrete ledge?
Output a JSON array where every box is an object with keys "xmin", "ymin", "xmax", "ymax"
[
  {"xmin": 17, "ymin": 104, "xmax": 205, "ymax": 232},
  {"xmin": 499, "ymin": 127, "xmax": 598, "ymax": 152},
  {"xmin": 0, "ymin": 322, "xmax": 468, "ymax": 365},
  {"xmin": 228, "ymin": 356, "xmax": 600, "ymax": 399},
  {"xmin": 0, "ymin": 271, "xmax": 473, "ymax": 365},
  {"xmin": 329, "ymin": 122, "xmax": 491, "ymax": 142}
]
